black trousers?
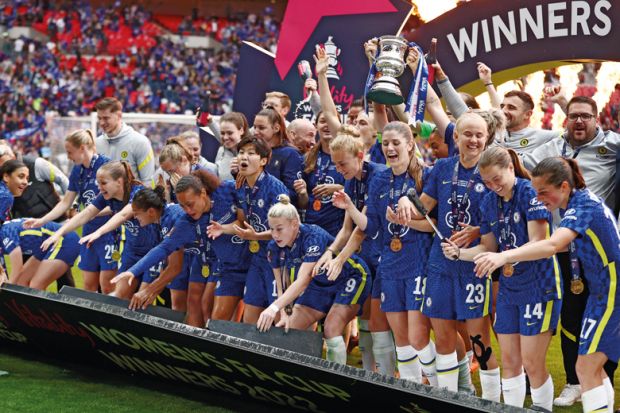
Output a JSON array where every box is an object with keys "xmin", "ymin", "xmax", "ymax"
[{"xmin": 557, "ymin": 252, "xmax": 617, "ymax": 385}]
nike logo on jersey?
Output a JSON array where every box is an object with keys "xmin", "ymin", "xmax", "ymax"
[
  {"xmin": 468, "ymin": 305, "xmax": 480, "ymax": 310},
  {"xmin": 415, "ymin": 297, "xmax": 423, "ymax": 301},
  {"xmin": 442, "ymin": 180, "xmax": 451, "ymax": 185},
  {"xmin": 526, "ymin": 322, "xmax": 538, "ymax": 326},
  {"xmin": 489, "ymin": 221, "xmax": 497, "ymax": 227},
  {"xmin": 379, "ymin": 192, "xmax": 388, "ymax": 199}
]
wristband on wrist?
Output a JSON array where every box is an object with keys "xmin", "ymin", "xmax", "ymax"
[
  {"xmin": 485, "ymin": 82, "xmax": 494, "ymax": 87},
  {"xmin": 267, "ymin": 303, "xmax": 279, "ymax": 313}
]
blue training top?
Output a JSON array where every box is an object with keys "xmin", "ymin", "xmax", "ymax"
[
  {"xmin": 365, "ymin": 167, "xmax": 434, "ymax": 280},
  {"xmin": 267, "ymin": 145, "xmax": 303, "ymax": 204},
  {"xmin": 479, "ymin": 178, "xmax": 561, "ymax": 304},
  {"xmin": 67, "ymin": 154, "xmax": 111, "ymax": 235},
  {"xmin": 560, "ymin": 189, "xmax": 620, "ymax": 298}
]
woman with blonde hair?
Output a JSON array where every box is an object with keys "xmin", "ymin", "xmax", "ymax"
[
  {"xmin": 256, "ymin": 194, "xmax": 370, "ymax": 366},
  {"xmin": 24, "ymin": 129, "xmax": 115, "ymax": 292},
  {"xmin": 293, "ymin": 111, "xmax": 345, "ymax": 236}
]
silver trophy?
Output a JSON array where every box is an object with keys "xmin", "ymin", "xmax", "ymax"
[{"xmin": 367, "ymin": 35, "xmax": 408, "ymax": 105}]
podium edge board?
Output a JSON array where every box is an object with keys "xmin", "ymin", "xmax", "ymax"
[{"xmin": 0, "ymin": 285, "xmax": 533, "ymax": 413}]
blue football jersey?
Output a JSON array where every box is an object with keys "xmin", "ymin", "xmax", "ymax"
[
  {"xmin": 479, "ymin": 178, "xmax": 561, "ymax": 304},
  {"xmin": 235, "ymin": 172, "xmax": 288, "ymax": 258},
  {"xmin": 344, "ymin": 161, "xmax": 388, "ymax": 267},
  {"xmin": 129, "ymin": 180, "xmax": 250, "ymax": 277},
  {"xmin": 560, "ymin": 189, "xmax": 620, "ymax": 298},
  {"xmin": 424, "ymin": 156, "xmax": 489, "ymax": 276},
  {"xmin": 303, "ymin": 149, "xmax": 345, "ymax": 235},
  {"xmin": 67, "ymin": 154, "xmax": 111, "ymax": 235},
  {"xmin": 0, "ymin": 182, "xmax": 14, "ymax": 223},
  {"xmin": 91, "ymin": 184, "xmax": 155, "ymax": 253},
  {"xmin": 365, "ymin": 167, "xmax": 434, "ymax": 280},
  {"xmin": 266, "ymin": 224, "xmax": 333, "ymax": 285}
]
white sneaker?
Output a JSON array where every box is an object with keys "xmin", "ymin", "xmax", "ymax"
[{"xmin": 554, "ymin": 384, "xmax": 581, "ymax": 407}]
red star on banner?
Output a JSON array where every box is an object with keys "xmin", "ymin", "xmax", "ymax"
[{"xmin": 274, "ymin": 0, "xmax": 398, "ymax": 79}]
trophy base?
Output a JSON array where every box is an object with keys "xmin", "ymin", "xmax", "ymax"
[{"xmin": 367, "ymin": 78, "xmax": 404, "ymax": 105}]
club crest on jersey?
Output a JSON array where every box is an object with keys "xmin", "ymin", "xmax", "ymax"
[
  {"xmin": 82, "ymin": 189, "xmax": 97, "ymax": 205},
  {"xmin": 387, "ymin": 222, "xmax": 409, "ymax": 238},
  {"xmin": 513, "ymin": 212, "xmax": 520, "ymax": 223},
  {"xmin": 257, "ymin": 199, "xmax": 265, "ymax": 208},
  {"xmin": 445, "ymin": 196, "xmax": 472, "ymax": 227},
  {"xmin": 426, "ymin": 297, "xmax": 432, "ymax": 307},
  {"xmin": 121, "ymin": 151, "xmax": 128, "ymax": 159},
  {"xmin": 247, "ymin": 213, "xmax": 267, "ymax": 233},
  {"xmin": 519, "ymin": 138, "xmax": 529, "ymax": 147},
  {"xmin": 474, "ymin": 183, "xmax": 485, "ymax": 193},
  {"xmin": 124, "ymin": 220, "xmax": 139, "ymax": 235}
]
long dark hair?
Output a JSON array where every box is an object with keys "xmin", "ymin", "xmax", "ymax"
[
  {"xmin": 0, "ymin": 159, "xmax": 27, "ymax": 179},
  {"xmin": 132, "ymin": 186, "xmax": 167, "ymax": 212},
  {"xmin": 532, "ymin": 157, "xmax": 586, "ymax": 190},
  {"xmin": 256, "ymin": 108, "xmax": 289, "ymax": 146},
  {"xmin": 175, "ymin": 169, "xmax": 221, "ymax": 196}
]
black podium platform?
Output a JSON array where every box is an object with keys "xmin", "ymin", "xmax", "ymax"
[{"xmin": 0, "ymin": 284, "xmax": 531, "ymax": 412}]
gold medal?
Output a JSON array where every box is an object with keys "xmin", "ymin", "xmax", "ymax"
[
  {"xmin": 503, "ymin": 263, "xmax": 514, "ymax": 277},
  {"xmin": 571, "ymin": 278, "xmax": 585, "ymax": 295},
  {"xmin": 390, "ymin": 238, "xmax": 402, "ymax": 252},
  {"xmin": 111, "ymin": 250, "xmax": 121, "ymax": 262},
  {"xmin": 202, "ymin": 265, "xmax": 210, "ymax": 278},
  {"xmin": 249, "ymin": 240, "xmax": 260, "ymax": 253},
  {"xmin": 313, "ymin": 199, "xmax": 322, "ymax": 211}
]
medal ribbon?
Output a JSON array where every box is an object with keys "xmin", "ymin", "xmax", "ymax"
[
  {"xmin": 389, "ymin": 172, "xmax": 409, "ymax": 239},
  {"xmin": 352, "ymin": 161, "xmax": 369, "ymax": 210},
  {"xmin": 450, "ymin": 161, "xmax": 479, "ymax": 231},
  {"xmin": 404, "ymin": 42, "xmax": 428, "ymax": 125},
  {"xmin": 245, "ymin": 171, "xmax": 265, "ymax": 219},
  {"xmin": 569, "ymin": 240, "xmax": 582, "ymax": 286},
  {"xmin": 497, "ymin": 181, "xmax": 518, "ymax": 251},
  {"xmin": 79, "ymin": 154, "xmax": 98, "ymax": 205},
  {"xmin": 315, "ymin": 152, "xmax": 330, "ymax": 185}
]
